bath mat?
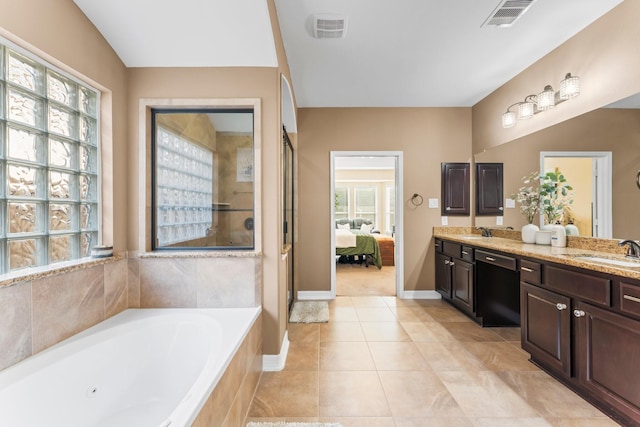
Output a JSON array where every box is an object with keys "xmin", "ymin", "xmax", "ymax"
[
  {"xmin": 289, "ymin": 301, "xmax": 329, "ymax": 323},
  {"xmin": 247, "ymin": 423, "xmax": 342, "ymax": 427}
]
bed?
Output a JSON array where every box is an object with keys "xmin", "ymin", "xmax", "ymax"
[{"xmin": 335, "ymin": 229, "xmax": 382, "ymax": 269}]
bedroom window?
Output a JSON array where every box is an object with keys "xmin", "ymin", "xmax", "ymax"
[
  {"xmin": 385, "ymin": 185, "xmax": 395, "ymax": 234},
  {"xmin": 335, "ymin": 187, "xmax": 348, "ymax": 220},
  {"xmin": 354, "ymin": 186, "xmax": 376, "ymax": 224},
  {"xmin": 0, "ymin": 42, "xmax": 100, "ymax": 273}
]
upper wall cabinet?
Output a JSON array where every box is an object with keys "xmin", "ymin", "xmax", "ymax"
[
  {"xmin": 441, "ymin": 162, "xmax": 470, "ymax": 216},
  {"xmin": 476, "ymin": 163, "xmax": 504, "ymax": 216}
]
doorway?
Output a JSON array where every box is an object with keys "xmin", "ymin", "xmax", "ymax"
[
  {"xmin": 330, "ymin": 151, "xmax": 404, "ymax": 297},
  {"xmin": 540, "ymin": 151, "xmax": 612, "ymax": 238}
]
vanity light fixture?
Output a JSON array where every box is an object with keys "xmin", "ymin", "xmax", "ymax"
[{"xmin": 501, "ymin": 72, "xmax": 580, "ymax": 128}]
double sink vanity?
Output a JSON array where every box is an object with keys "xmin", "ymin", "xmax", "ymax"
[{"xmin": 433, "ymin": 226, "xmax": 640, "ymax": 426}]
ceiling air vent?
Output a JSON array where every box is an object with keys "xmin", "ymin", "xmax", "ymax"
[
  {"xmin": 312, "ymin": 14, "xmax": 348, "ymax": 39},
  {"xmin": 482, "ymin": 0, "xmax": 537, "ymax": 28}
]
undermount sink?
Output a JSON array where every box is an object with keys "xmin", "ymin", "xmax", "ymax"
[{"xmin": 572, "ymin": 255, "xmax": 640, "ymax": 268}]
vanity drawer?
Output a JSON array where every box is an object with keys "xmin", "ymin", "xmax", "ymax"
[
  {"xmin": 619, "ymin": 282, "xmax": 640, "ymax": 318},
  {"xmin": 461, "ymin": 246, "xmax": 473, "ymax": 262},
  {"xmin": 520, "ymin": 259, "xmax": 542, "ymax": 285},
  {"xmin": 545, "ymin": 265, "xmax": 611, "ymax": 306},
  {"xmin": 475, "ymin": 250, "xmax": 516, "ymax": 271},
  {"xmin": 442, "ymin": 241, "xmax": 461, "ymax": 258}
]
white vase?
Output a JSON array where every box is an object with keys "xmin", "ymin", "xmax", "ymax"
[{"xmin": 521, "ymin": 223, "xmax": 539, "ymax": 243}]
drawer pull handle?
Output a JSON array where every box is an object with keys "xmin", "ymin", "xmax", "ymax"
[
  {"xmin": 623, "ymin": 294, "xmax": 640, "ymax": 304},
  {"xmin": 521, "ymin": 267, "xmax": 534, "ymax": 272},
  {"xmin": 556, "ymin": 303, "xmax": 567, "ymax": 311},
  {"xmin": 435, "ymin": 243, "xmax": 440, "ymax": 247},
  {"xmin": 462, "ymin": 251, "xmax": 469, "ymax": 255},
  {"xmin": 486, "ymin": 256, "xmax": 496, "ymax": 261},
  {"xmin": 573, "ymin": 309, "xmax": 586, "ymax": 318}
]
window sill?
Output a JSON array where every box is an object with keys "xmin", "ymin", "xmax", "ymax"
[
  {"xmin": 0, "ymin": 253, "xmax": 125, "ymax": 288},
  {"xmin": 137, "ymin": 250, "xmax": 261, "ymax": 259}
]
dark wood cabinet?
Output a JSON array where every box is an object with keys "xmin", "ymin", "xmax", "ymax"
[
  {"xmin": 521, "ymin": 282, "xmax": 572, "ymax": 377},
  {"xmin": 435, "ymin": 238, "xmax": 640, "ymax": 425},
  {"xmin": 435, "ymin": 252, "xmax": 452, "ymax": 299},
  {"xmin": 452, "ymin": 259, "xmax": 474, "ymax": 313},
  {"xmin": 441, "ymin": 163, "xmax": 470, "ymax": 216},
  {"xmin": 476, "ymin": 163, "xmax": 504, "ymax": 216},
  {"xmin": 575, "ymin": 301, "xmax": 640, "ymax": 423},
  {"xmin": 436, "ymin": 240, "xmax": 475, "ymax": 316}
]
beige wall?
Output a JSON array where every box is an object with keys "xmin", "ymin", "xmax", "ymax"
[
  {"xmin": 473, "ymin": 1, "xmax": 640, "ymax": 153},
  {"xmin": 474, "ymin": 108, "xmax": 640, "ymax": 240},
  {"xmin": 298, "ymin": 108, "xmax": 472, "ymax": 293}
]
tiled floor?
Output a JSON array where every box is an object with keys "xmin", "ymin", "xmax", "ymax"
[
  {"xmin": 336, "ymin": 264, "xmax": 396, "ymax": 296},
  {"xmin": 245, "ymin": 296, "xmax": 620, "ymax": 426}
]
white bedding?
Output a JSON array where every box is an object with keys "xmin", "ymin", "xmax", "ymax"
[{"xmin": 335, "ymin": 228, "xmax": 357, "ymax": 248}]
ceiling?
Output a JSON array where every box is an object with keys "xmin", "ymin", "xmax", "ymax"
[{"xmin": 73, "ymin": 0, "xmax": 623, "ymax": 108}]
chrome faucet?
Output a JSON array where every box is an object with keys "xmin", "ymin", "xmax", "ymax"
[
  {"xmin": 619, "ymin": 239, "xmax": 640, "ymax": 259},
  {"xmin": 477, "ymin": 227, "xmax": 492, "ymax": 238}
]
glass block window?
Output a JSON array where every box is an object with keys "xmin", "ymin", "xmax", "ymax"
[
  {"xmin": 0, "ymin": 42, "xmax": 100, "ymax": 273},
  {"xmin": 155, "ymin": 127, "xmax": 213, "ymax": 246}
]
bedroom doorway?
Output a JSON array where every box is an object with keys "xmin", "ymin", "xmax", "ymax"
[{"xmin": 330, "ymin": 151, "xmax": 404, "ymax": 297}]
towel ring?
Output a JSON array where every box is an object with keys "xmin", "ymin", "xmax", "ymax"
[{"xmin": 410, "ymin": 193, "xmax": 424, "ymax": 207}]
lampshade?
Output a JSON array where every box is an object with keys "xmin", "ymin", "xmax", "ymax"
[
  {"xmin": 502, "ymin": 110, "xmax": 516, "ymax": 128},
  {"xmin": 559, "ymin": 73, "xmax": 580, "ymax": 100},
  {"xmin": 518, "ymin": 100, "xmax": 535, "ymax": 119},
  {"xmin": 537, "ymin": 85, "xmax": 555, "ymax": 111}
]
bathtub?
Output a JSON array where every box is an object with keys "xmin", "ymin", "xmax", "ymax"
[{"xmin": 0, "ymin": 307, "xmax": 261, "ymax": 427}]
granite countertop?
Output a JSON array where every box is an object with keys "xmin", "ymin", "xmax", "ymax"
[{"xmin": 433, "ymin": 227, "xmax": 640, "ymax": 281}]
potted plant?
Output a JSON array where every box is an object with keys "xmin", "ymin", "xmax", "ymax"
[
  {"xmin": 539, "ymin": 170, "xmax": 574, "ymax": 226},
  {"xmin": 512, "ymin": 171, "xmax": 541, "ymax": 243}
]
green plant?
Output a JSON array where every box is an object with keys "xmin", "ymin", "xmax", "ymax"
[
  {"xmin": 539, "ymin": 170, "xmax": 574, "ymax": 225},
  {"xmin": 511, "ymin": 171, "xmax": 541, "ymax": 224}
]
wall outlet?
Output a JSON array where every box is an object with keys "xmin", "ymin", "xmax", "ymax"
[
  {"xmin": 428, "ymin": 198, "xmax": 439, "ymax": 208},
  {"xmin": 506, "ymin": 198, "xmax": 516, "ymax": 209},
  {"xmin": 496, "ymin": 216, "xmax": 503, "ymax": 226},
  {"xmin": 441, "ymin": 216, "xmax": 448, "ymax": 226}
]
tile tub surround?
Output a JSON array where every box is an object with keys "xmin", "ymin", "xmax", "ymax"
[
  {"xmin": 0, "ymin": 257, "xmax": 129, "ymax": 371},
  {"xmin": 433, "ymin": 227, "xmax": 640, "ymax": 281},
  {"xmin": 129, "ymin": 251, "xmax": 262, "ymax": 308},
  {"xmin": 193, "ymin": 312, "xmax": 263, "ymax": 427}
]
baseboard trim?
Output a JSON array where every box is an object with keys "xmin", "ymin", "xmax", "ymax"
[
  {"xmin": 262, "ymin": 331, "xmax": 289, "ymax": 372},
  {"xmin": 401, "ymin": 290, "xmax": 442, "ymax": 299},
  {"xmin": 297, "ymin": 291, "xmax": 333, "ymax": 300}
]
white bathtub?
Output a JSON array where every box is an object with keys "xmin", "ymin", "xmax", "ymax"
[{"xmin": 0, "ymin": 307, "xmax": 261, "ymax": 427}]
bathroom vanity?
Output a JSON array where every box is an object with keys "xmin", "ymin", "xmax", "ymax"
[{"xmin": 434, "ymin": 228, "xmax": 640, "ymax": 426}]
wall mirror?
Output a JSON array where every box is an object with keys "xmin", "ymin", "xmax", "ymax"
[
  {"xmin": 152, "ymin": 108, "xmax": 255, "ymax": 250},
  {"xmin": 474, "ymin": 93, "xmax": 640, "ymax": 241}
]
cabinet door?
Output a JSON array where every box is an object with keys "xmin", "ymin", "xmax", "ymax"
[
  {"xmin": 452, "ymin": 259, "xmax": 474, "ymax": 314},
  {"xmin": 435, "ymin": 252, "xmax": 452, "ymax": 299},
  {"xmin": 575, "ymin": 301, "xmax": 640, "ymax": 423},
  {"xmin": 521, "ymin": 283, "xmax": 572, "ymax": 377},
  {"xmin": 441, "ymin": 163, "xmax": 470, "ymax": 216},
  {"xmin": 476, "ymin": 163, "xmax": 504, "ymax": 216}
]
